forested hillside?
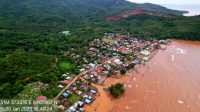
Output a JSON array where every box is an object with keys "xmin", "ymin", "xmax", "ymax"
[{"xmin": 0, "ymin": 0, "xmax": 199, "ymax": 99}]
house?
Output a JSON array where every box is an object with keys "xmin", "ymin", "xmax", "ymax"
[
  {"xmin": 61, "ymin": 80, "xmax": 70, "ymax": 84},
  {"xmin": 159, "ymin": 40, "xmax": 167, "ymax": 44},
  {"xmin": 89, "ymin": 48, "xmax": 96, "ymax": 51},
  {"xmin": 89, "ymin": 63, "xmax": 95, "ymax": 68},
  {"xmin": 66, "ymin": 76, "xmax": 71, "ymax": 80},
  {"xmin": 63, "ymin": 92, "xmax": 69, "ymax": 97},
  {"xmin": 79, "ymin": 108, "xmax": 84, "ymax": 112},
  {"xmin": 94, "ymin": 67, "xmax": 102, "ymax": 73},
  {"xmin": 77, "ymin": 101, "xmax": 84, "ymax": 107},
  {"xmin": 35, "ymin": 95, "xmax": 47, "ymax": 101},
  {"xmin": 90, "ymin": 90, "xmax": 96, "ymax": 94},
  {"xmin": 62, "ymin": 74, "xmax": 68, "ymax": 77},
  {"xmin": 85, "ymin": 99, "xmax": 91, "ymax": 104},
  {"xmin": 83, "ymin": 95, "xmax": 88, "ymax": 98},
  {"xmin": 140, "ymin": 50, "xmax": 150, "ymax": 56},
  {"xmin": 132, "ymin": 59, "xmax": 139, "ymax": 64},
  {"xmin": 66, "ymin": 90, "xmax": 72, "ymax": 94},
  {"xmin": 149, "ymin": 45, "xmax": 156, "ymax": 51},
  {"xmin": 100, "ymin": 54, "xmax": 107, "ymax": 60},
  {"xmin": 79, "ymin": 68, "xmax": 85, "ymax": 72},
  {"xmin": 58, "ymin": 105, "xmax": 65, "ymax": 111},
  {"xmin": 103, "ymin": 71, "xmax": 109, "ymax": 75},
  {"xmin": 118, "ymin": 47, "xmax": 129, "ymax": 54},
  {"xmin": 107, "ymin": 60, "xmax": 111, "ymax": 64},
  {"xmin": 97, "ymin": 76, "xmax": 101, "ymax": 80},
  {"xmin": 88, "ymin": 96, "xmax": 92, "ymax": 100},
  {"xmin": 60, "ymin": 31, "xmax": 70, "ymax": 36},
  {"xmin": 103, "ymin": 65, "xmax": 111, "ymax": 70},
  {"xmin": 73, "ymin": 87, "xmax": 77, "ymax": 91},
  {"xmin": 58, "ymin": 84, "xmax": 64, "ymax": 88},
  {"xmin": 68, "ymin": 106, "xmax": 76, "ymax": 112},
  {"xmin": 114, "ymin": 59, "xmax": 122, "ymax": 65},
  {"xmin": 73, "ymin": 103, "xmax": 78, "ymax": 108},
  {"xmin": 89, "ymin": 75, "xmax": 94, "ymax": 78},
  {"xmin": 84, "ymin": 75, "xmax": 89, "ymax": 79},
  {"xmin": 143, "ymin": 57, "xmax": 149, "ymax": 61},
  {"xmin": 76, "ymin": 90, "xmax": 82, "ymax": 95}
]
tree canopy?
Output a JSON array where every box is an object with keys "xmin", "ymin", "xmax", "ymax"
[{"xmin": 109, "ymin": 83, "xmax": 125, "ymax": 98}]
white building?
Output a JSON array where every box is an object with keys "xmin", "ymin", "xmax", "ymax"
[{"xmin": 60, "ymin": 31, "xmax": 70, "ymax": 36}]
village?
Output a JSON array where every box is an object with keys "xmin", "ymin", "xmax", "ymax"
[{"xmin": 35, "ymin": 33, "xmax": 170, "ymax": 112}]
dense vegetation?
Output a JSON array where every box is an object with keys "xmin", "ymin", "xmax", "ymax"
[
  {"xmin": 0, "ymin": 53, "xmax": 55, "ymax": 98},
  {"xmin": 0, "ymin": 0, "xmax": 199, "ymax": 99},
  {"xmin": 109, "ymin": 83, "xmax": 125, "ymax": 98}
]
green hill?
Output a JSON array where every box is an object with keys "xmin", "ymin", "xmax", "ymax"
[{"xmin": 0, "ymin": 0, "xmax": 185, "ymax": 31}]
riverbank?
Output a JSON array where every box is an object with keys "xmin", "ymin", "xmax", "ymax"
[{"xmin": 85, "ymin": 40, "xmax": 200, "ymax": 112}]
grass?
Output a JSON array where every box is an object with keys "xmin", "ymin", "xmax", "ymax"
[
  {"xmin": 59, "ymin": 62, "xmax": 75, "ymax": 71},
  {"xmin": 68, "ymin": 93, "xmax": 82, "ymax": 105},
  {"xmin": 0, "ymin": 83, "xmax": 10, "ymax": 91},
  {"xmin": 14, "ymin": 82, "xmax": 46, "ymax": 99},
  {"xmin": 102, "ymin": 38, "xmax": 117, "ymax": 44}
]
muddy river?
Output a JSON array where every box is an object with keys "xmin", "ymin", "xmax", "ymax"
[{"xmin": 85, "ymin": 40, "xmax": 200, "ymax": 112}]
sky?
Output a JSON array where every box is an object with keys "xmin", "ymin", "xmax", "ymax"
[{"xmin": 127, "ymin": 0, "xmax": 200, "ymax": 5}]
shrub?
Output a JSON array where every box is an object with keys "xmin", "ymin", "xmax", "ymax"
[{"xmin": 120, "ymin": 68, "xmax": 127, "ymax": 74}]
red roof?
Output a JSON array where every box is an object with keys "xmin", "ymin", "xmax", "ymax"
[
  {"xmin": 118, "ymin": 47, "xmax": 127, "ymax": 52},
  {"xmin": 94, "ymin": 67, "xmax": 102, "ymax": 73},
  {"xmin": 36, "ymin": 95, "xmax": 47, "ymax": 100},
  {"xmin": 61, "ymin": 80, "xmax": 70, "ymax": 84}
]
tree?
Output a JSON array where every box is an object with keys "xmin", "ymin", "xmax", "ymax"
[
  {"xmin": 109, "ymin": 83, "xmax": 125, "ymax": 98},
  {"xmin": 120, "ymin": 68, "xmax": 127, "ymax": 74}
]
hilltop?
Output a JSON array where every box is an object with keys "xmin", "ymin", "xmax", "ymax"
[{"xmin": 0, "ymin": 0, "xmax": 185, "ymax": 31}]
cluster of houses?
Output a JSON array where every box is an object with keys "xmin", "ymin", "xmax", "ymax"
[
  {"xmin": 57, "ymin": 77, "xmax": 97, "ymax": 112},
  {"xmin": 58, "ymin": 73, "xmax": 73, "ymax": 88},
  {"xmin": 75, "ymin": 33, "xmax": 169, "ymax": 84},
  {"xmin": 52, "ymin": 33, "xmax": 170, "ymax": 111}
]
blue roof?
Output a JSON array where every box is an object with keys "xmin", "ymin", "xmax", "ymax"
[
  {"xmin": 85, "ymin": 99, "xmax": 91, "ymax": 104},
  {"xmin": 63, "ymin": 92, "xmax": 69, "ymax": 97}
]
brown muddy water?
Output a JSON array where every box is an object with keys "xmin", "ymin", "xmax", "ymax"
[{"xmin": 85, "ymin": 40, "xmax": 200, "ymax": 112}]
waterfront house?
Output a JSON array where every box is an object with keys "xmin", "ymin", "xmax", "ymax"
[
  {"xmin": 85, "ymin": 99, "xmax": 91, "ymax": 104},
  {"xmin": 140, "ymin": 50, "xmax": 150, "ymax": 56},
  {"xmin": 68, "ymin": 106, "xmax": 76, "ymax": 112},
  {"xmin": 90, "ymin": 90, "xmax": 96, "ymax": 94}
]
